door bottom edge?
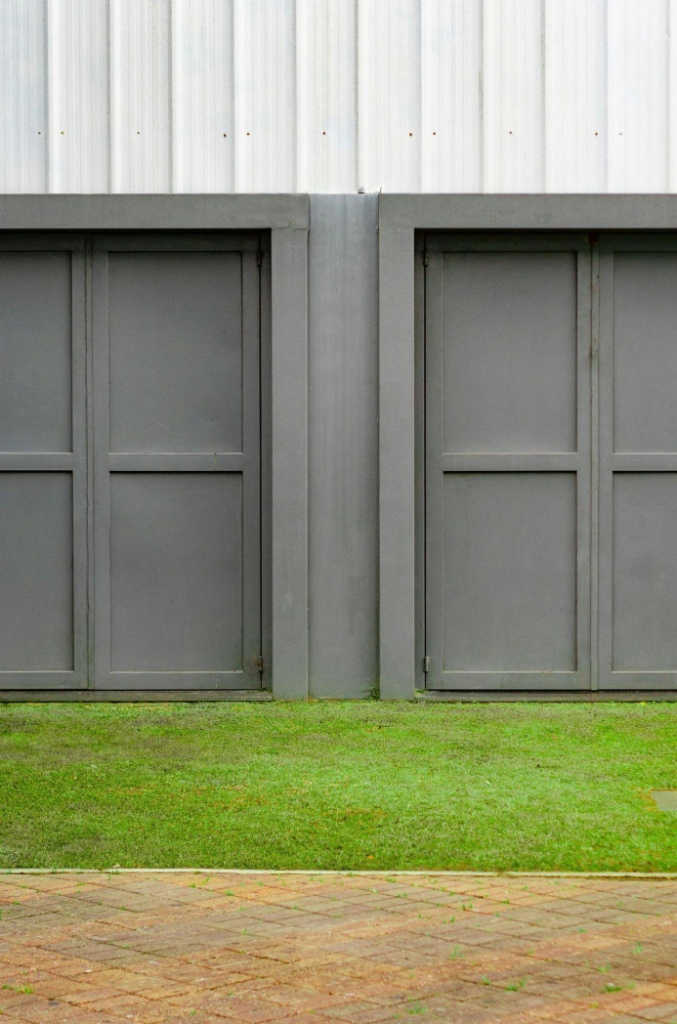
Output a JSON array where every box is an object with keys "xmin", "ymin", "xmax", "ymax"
[
  {"xmin": 419, "ymin": 689, "xmax": 677, "ymax": 702},
  {"xmin": 0, "ymin": 689, "xmax": 272, "ymax": 703}
]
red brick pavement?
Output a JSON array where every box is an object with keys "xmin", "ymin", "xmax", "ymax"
[{"xmin": 2, "ymin": 872, "xmax": 677, "ymax": 1023}]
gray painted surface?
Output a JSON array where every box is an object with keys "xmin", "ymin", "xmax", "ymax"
[
  {"xmin": 379, "ymin": 222, "xmax": 416, "ymax": 700},
  {"xmin": 271, "ymin": 227, "xmax": 309, "ymax": 700},
  {"xmin": 440, "ymin": 472, "xmax": 577, "ymax": 674},
  {"xmin": 612, "ymin": 474, "xmax": 677, "ymax": 672},
  {"xmin": 0, "ymin": 473, "xmax": 73, "ymax": 670},
  {"xmin": 0, "ymin": 252, "xmax": 72, "ymax": 452},
  {"xmin": 424, "ymin": 235, "xmax": 592, "ymax": 691},
  {"xmin": 93, "ymin": 234, "xmax": 261, "ymax": 691},
  {"xmin": 438, "ymin": 253, "xmax": 578, "ymax": 454},
  {"xmin": 0, "ymin": 237, "xmax": 87, "ymax": 690},
  {"xmin": 110, "ymin": 473, "xmax": 245, "ymax": 672},
  {"xmin": 0, "ymin": 205, "xmax": 309, "ymax": 701},
  {"xmin": 308, "ymin": 196, "xmax": 378, "ymax": 698},
  {"xmin": 0, "ymin": 195, "xmax": 309, "ymax": 231},
  {"xmin": 599, "ymin": 236, "xmax": 677, "ymax": 690},
  {"xmin": 613, "ymin": 254, "xmax": 677, "ymax": 453},
  {"xmin": 3, "ymin": 198, "xmax": 677, "ymax": 700},
  {"xmin": 379, "ymin": 194, "xmax": 677, "ymax": 231},
  {"xmin": 108, "ymin": 252, "xmax": 244, "ymax": 454}
]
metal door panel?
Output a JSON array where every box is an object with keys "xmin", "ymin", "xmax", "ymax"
[
  {"xmin": 110, "ymin": 473, "xmax": 244, "ymax": 675},
  {"xmin": 0, "ymin": 238, "xmax": 87, "ymax": 689},
  {"xmin": 442, "ymin": 473, "xmax": 577, "ymax": 681},
  {"xmin": 439, "ymin": 252, "xmax": 578, "ymax": 454},
  {"xmin": 93, "ymin": 234, "xmax": 262, "ymax": 690},
  {"xmin": 612, "ymin": 474, "xmax": 677, "ymax": 672},
  {"xmin": 613, "ymin": 254, "xmax": 677, "ymax": 453},
  {"xmin": 599, "ymin": 238, "xmax": 677, "ymax": 689},
  {"xmin": 0, "ymin": 473, "xmax": 73, "ymax": 671},
  {"xmin": 108, "ymin": 252, "xmax": 243, "ymax": 453},
  {"xmin": 0, "ymin": 253, "xmax": 72, "ymax": 451},
  {"xmin": 424, "ymin": 234, "xmax": 591, "ymax": 690}
]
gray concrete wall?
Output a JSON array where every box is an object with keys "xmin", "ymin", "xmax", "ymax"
[{"xmin": 308, "ymin": 195, "xmax": 379, "ymax": 697}]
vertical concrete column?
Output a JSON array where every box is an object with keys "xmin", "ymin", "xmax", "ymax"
[{"xmin": 308, "ymin": 195, "xmax": 379, "ymax": 697}]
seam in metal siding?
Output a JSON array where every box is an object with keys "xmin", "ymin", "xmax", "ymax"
[
  {"xmin": 297, "ymin": 0, "xmax": 357, "ymax": 192},
  {"xmin": 358, "ymin": 0, "xmax": 421, "ymax": 192},
  {"xmin": 545, "ymin": 0, "xmax": 607, "ymax": 192},
  {"xmin": 234, "ymin": 0, "xmax": 296, "ymax": 192},
  {"xmin": 2, "ymin": 0, "xmax": 677, "ymax": 193},
  {"xmin": 110, "ymin": 0, "xmax": 171, "ymax": 193},
  {"xmin": 421, "ymin": 0, "xmax": 482, "ymax": 193},
  {"xmin": 47, "ymin": 0, "xmax": 109, "ymax": 192},
  {"xmin": 607, "ymin": 0, "xmax": 669, "ymax": 193},
  {"xmin": 172, "ymin": 0, "xmax": 234, "ymax": 193},
  {"xmin": 0, "ymin": 0, "xmax": 47, "ymax": 193},
  {"xmin": 483, "ymin": 0, "xmax": 545, "ymax": 193}
]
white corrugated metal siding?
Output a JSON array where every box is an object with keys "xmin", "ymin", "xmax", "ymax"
[{"xmin": 1, "ymin": 0, "xmax": 676, "ymax": 194}]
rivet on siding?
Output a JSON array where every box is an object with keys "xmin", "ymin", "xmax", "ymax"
[
  {"xmin": 60, "ymin": 130, "xmax": 65, "ymax": 135},
  {"xmin": 409, "ymin": 132, "xmax": 413, "ymax": 136},
  {"xmin": 246, "ymin": 132, "xmax": 250, "ymax": 136},
  {"xmin": 223, "ymin": 133, "xmax": 227, "ymax": 137},
  {"xmin": 322, "ymin": 131, "xmax": 326, "ymax": 135}
]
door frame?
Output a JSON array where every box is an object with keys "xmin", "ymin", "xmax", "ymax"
[
  {"xmin": 0, "ymin": 195, "xmax": 309, "ymax": 701},
  {"xmin": 379, "ymin": 194, "xmax": 677, "ymax": 700},
  {"xmin": 421, "ymin": 232, "xmax": 592, "ymax": 692}
]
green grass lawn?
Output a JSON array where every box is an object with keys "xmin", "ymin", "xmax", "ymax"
[{"xmin": 0, "ymin": 701, "xmax": 676, "ymax": 872}]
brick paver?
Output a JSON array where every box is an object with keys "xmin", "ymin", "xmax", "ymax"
[{"xmin": 2, "ymin": 873, "xmax": 677, "ymax": 1023}]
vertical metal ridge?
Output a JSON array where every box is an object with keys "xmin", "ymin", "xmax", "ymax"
[
  {"xmin": 590, "ymin": 241, "xmax": 600, "ymax": 690},
  {"xmin": 545, "ymin": 0, "xmax": 606, "ymax": 193},
  {"xmin": 0, "ymin": 0, "xmax": 48, "ymax": 192},
  {"xmin": 47, "ymin": 0, "xmax": 109, "ymax": 194},
  {"xmin": 2, "ymin": 0, "xmax": 677, "ymax": 193},
  {"xmin": 608, "ymin": 0, "xmax": 669, "ymax": 192},
  {"xmin": 540, "ymin": 0, "xmax": 546, "ymax": 192},
  {"xmin": 43, "ymin": 0, "xmax": 50, "ymax": 191},
  {"xmin": 167, "ymin": 0, "xmax": 174, "ymax": 193},
  {"xmin": 110, "ymin": 0, "xmax": 171, "ymax": 193},
  {"xmin": 668, "ymin": 0, "xmax": 676, "ymax": 191}
]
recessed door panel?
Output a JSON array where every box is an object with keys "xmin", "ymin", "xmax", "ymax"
[
  {"xmin": 443, "ymin": 473, "xmax": 577, "ymax": 674},
  {"xmin": 0, "ymin": 473, "xmax": 74, "ymax": 671},
  {"xmin": 600, "ymin": 239, "xmax": 677, "ymax": 689},
  {"xmin": 110, "ymin": 473, "xmax": 243, "ymax": 673},
  {"xmin": 441, "ymin": 252, "xmax": 577, "ymax": 454},
  {"xmin": 0, "ymin": 239, "xmax": 87, "ymax": 690},
  {"xmin": 108, "ymin": 252, "xmax": 243, "ymax": 454},
  {"xmin": 424, "ymin": 235, "xmax": 591, "ymax": 690},
  {"xmin": 0, "ymin": 252, "xmax": 72, "ymax": 452},
  {"xmin": 93, "ymin": 235, "xmax": 262, "ymax": 691},
  {"xmin": 612, "ymin": 474, "xmax": 677, "ymax": 673}
]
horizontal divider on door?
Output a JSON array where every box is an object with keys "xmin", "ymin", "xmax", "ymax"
[{"xmin": 108, "ymin": 453, "xmax": 247, "ymax": 472}]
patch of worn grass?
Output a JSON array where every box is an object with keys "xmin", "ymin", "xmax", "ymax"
[{"xmin": 0, "ymin": 702, "xmax": 675, "ymax": 871}]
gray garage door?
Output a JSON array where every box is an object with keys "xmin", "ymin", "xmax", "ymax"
[
  {"xmin": 0, "ymin": 232, "xmax": 263, "ymax": 692},
  {"xmin": 599, "ymin": 236, "xmax": 677, "ymax": 690},
  {"xmin": 424, "ymin": 233, "xmax": 677, "ymax": 692}
]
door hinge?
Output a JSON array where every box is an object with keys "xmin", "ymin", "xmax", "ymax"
[
  {"xmin": 422, "ymin": 250, "xmax": 429, "ymax": 267},
  {"xmin": 422, "ymin": 655, "xmax": 430, "ymax": 674},
  {"xmin": 256, "ymin": 250, "xmax": 263, "ymax": 268},
  {"xmin": 257, "ymin": 655, "xmax": 265, "ymax": 674}
]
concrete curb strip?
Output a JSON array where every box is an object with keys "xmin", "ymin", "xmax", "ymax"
[{"xmin": 2, "ymin": 868, "xmax": 677, "ymax": 878}]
